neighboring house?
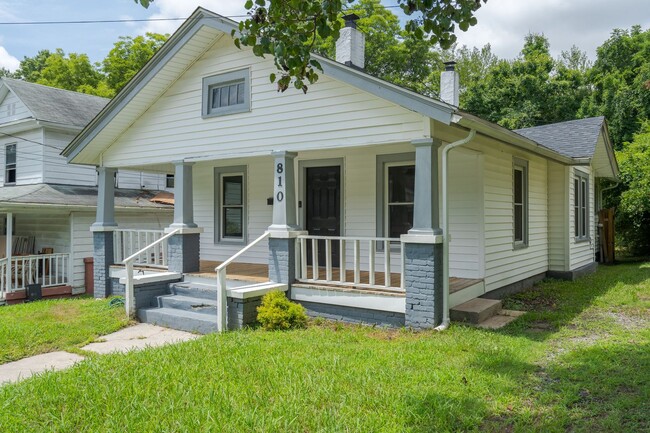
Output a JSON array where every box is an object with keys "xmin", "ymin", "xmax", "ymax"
[
  {"xmin": 62, "ymin": 8, "xmax": 619, "ymax": 332},
  {"xmin": 0, "ymin": 78, "xmax": 173, "ymax": 303}
]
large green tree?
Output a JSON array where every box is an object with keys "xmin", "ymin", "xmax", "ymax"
[
  {"xmin": 102, "ymin": 32, "xmax": 168, "ymax": 94},
  {"xmin": 35, "ymin": 49, "xmax": 109, "ymax": 96}
]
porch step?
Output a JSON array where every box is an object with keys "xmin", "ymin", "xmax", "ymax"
[
  {"xmin": 138, "ymin": 307, "xmax": 219, "ymax": 334},
  {"xmin": 158, "ymin": 294, "xmax": 217, "ymax": 315},
  {"xmin": 169, "ymin": 282, "xmax": 217, "ymax": 300},
  {"xmin": 450, "ymin": 298, "xmax": 502, "ymax": 324}
]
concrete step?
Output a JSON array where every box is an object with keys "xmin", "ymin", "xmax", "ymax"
[
  {"xmin": 158, "ymin": 295, "xmax": 217, "ymax": 315},
  {"xmin": 450, "ymin": 298, "xmax": 502, "ymax": 324},
  {"xmin": 138, "ymin": 307, "xmax": 219, "ymax": 334},
  {"xmin": 169, "ymin": 282, "xmax": 218, "ymax": 300},
  {"xmin": 477, "ymin": 309, "xmax": 526, "ymax": 330}
]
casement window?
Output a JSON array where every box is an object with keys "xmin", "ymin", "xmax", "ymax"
[
  {"xmin": 202, "ymin": 69, "xmax": 250, "ymax": 118},
  {"xmin": 166, "ymin": 174, "xmax": 175, "ymax": 189},
  {"xmin": 574, "ymin": 170, "xmax": 589, "ymax": 241},
  {"xmin": 513, "ymin": 158, "xmax": 528, "ymax": 248},
  {"xmin": 376, "ymin": 154, "xmax": 416, "ymax": 245},
  {"xmin": 5, "ymin": 143, "xmax": 16, "ymax": 184},
  {"xmin": 214, "ymin": 166, "xmax": 247, "ymax": 243}
]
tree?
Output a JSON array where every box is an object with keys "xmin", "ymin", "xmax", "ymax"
[
  {"xmin": 580, "ymin": 26, "xmax": 650, "ymax": 149},
  {"xmin": 102, "ymin": 33, "xmax": 168, "ymax": 93},
  {"xmin": 134, "ymin": 0, "xmax": 486, "ymax": 92},
  {"xmin": 14, "ymin": 49, "xmax": 53, "ymax": 82},
  {"xmin": 609, "ymin": 123, "xmax": 650, "ymax": 254},
  {"xmin": 35, "ymin": 49, "xmax": 108, "ymax": 96}
]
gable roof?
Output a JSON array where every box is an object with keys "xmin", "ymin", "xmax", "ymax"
[
  {"xmin": 0, "ymin": 77, "xmax": 108, "ymax": 128},
  {"xmin": 515, "ymin": 117, "xmax": 606, "ymax": 159}
]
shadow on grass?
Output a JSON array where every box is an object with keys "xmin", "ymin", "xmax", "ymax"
[
  {"xmin": 497, "ymin": 262, "xmax": 650, "ymax": 341},
  {"xmin": 479, "ymin": 340, "xmax": 650, "ymax": 432},
  {"xmin": 405, "ymin": 391, "xmax": 489, "ymax": 433}
]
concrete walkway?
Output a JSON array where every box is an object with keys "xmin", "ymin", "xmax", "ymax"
[{"xmin": 0, "ymin": 323, "xmax": 199, "ymax": 385}]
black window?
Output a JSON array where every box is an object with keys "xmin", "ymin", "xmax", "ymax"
[
  {"xmin": 166, "ymin": 174, "xmax": 174, "ymax": 189},
  {"xmin": 386, "ymin": 164, "xmax": 415, "ymax": 238},
  {"xmin": 574, "ymin": 171, "xmax": 589, "ymax": 240},
  {"xmin": 5, "ymin": 143, "xmax": 16, "ymax": 184},
  {"xmin": 222, "ymin": 175, "xmax": 244, "ymax": 239},
  {"xmin": 513, "ymin": 159, "xmax": 528, "ymax": 247}
]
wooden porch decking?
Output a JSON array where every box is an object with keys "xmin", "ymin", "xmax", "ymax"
[{"xmin": 192, "ymin": 260, "xmax": 481, "ymax": 294}]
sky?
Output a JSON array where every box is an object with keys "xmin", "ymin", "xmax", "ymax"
[{"xmin": 0, "ymin": 0, "xmax": 648, "ymax": 71}]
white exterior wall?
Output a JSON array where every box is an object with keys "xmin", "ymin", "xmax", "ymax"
[
  {"xmin": 569, "ymin": 166, "xmax": 596, "ymax": 269},
  {"xmin": 43, "ymin": 130, "xmax": 97, "ymax": 186},
  {"xmin": 100, "ymin": 36, "xmax": 426, "ymax": 168},
  {"xmin": 447, "ymin": 149, "xmax": 483, "ymax": 279},
  {"xmin": 0, "ymin": 128, "xmax": 44, "ymax": 186},
  {"xmin": 479, "ymin": 142, "xmax": 549, "ymax": 293},
  {"xmin": 0, "ymin": 91, "xmax": 31, "ymax": 124},
  {"xmin": 547, "ymin": 162, "xmax": 569, "ymax": 271},
  {"xmin": 116, "ymin": 170, "xmax": 169, "ymax": 190}
]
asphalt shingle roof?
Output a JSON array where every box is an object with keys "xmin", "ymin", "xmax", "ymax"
[
  {"xmin": 515, "ymin": 116, "xmax": 605, "ymax": 159},
  {"xmin": 1, "ymin": 77, "xmax": 108, "ymax": 128},
  {"xmin": 0, "ymin": 183, "xmax": 172, "ymax": 209}
]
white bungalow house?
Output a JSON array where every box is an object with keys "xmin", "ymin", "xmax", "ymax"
[
  {"xmin": 62, "ymin": 8, "xmax": 618, "ymax": 332},
  {"xmin": 0, "ymin": 78, "xmax": 173, "ymax": 303}
]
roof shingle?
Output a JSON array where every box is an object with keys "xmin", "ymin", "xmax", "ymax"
[{"xmin": 515, "ymin": 117, "xmax": 605, "ymax": 159}]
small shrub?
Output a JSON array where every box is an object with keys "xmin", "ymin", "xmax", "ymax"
[{"xmin": 257, "ymin": 290, "xmax": 308, "ymax": 331}]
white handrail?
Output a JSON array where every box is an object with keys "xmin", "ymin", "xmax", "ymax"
[
  {"xmin": 123, "ymin": 228, "xmax": 181, "ymax": 318},
  {"xmin": 215, "ymin": 231, "xmax": 270, "ymax": 332}
]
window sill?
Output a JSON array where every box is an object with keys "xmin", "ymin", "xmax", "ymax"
[
  {"xmin": 201, "ymin": 105, "xmax": 250, "ymax": 119},
  {"xmin": 513, "ymin": 242, "xmax": 528, "ymax": 251},
  {"xmin": 574, "ymin": 237, "xmax": 591, "ymax": 244},
  {"xmin": 216, "ymin": 238, "xmax": 246, "ymax": 246}
]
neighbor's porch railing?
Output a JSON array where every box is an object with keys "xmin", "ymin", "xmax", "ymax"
[
  {"xmin": 296, "ymin": 235, "xmax": 404, "ymax": 291},
  {"xmin": 114, "ymin": 229, "xmax": 167, "ymax": 268},
  {"xmin": 0, "ymin": 253, "xmax": 70, "ymax": 296},
  {"xmin": 122, "ymin": 228, "xmax": 180, "ymax": 318}
]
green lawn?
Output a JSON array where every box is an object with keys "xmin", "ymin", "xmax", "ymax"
[
  {"xmin": 0, "ymin": 297, "xmax": 129, "ymax": 363},
  {"xmin": 0, "ymin": 263, "xmax": 648, "ymax": 432}
]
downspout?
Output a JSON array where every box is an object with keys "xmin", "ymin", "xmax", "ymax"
[
  {"xmin": 599, "ymin": 181, "xmax": 619, "ymax": 210},
  {"xmin": 434, "ymin": 128, "xmax": 477, "ymax": 331}
]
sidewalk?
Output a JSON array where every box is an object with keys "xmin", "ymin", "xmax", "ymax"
[{"xmin": 0, "ymin": 323, "xmax": 199, "ymax": 385}]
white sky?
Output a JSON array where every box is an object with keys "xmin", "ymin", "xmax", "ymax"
[{"xmin": 0, "ymin": 0, "xmax": 648, "ymax": 71}]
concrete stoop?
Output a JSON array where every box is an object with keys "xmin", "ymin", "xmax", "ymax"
[{"xmin": 450, "ymin": 298, "xmax": 524, "ymax": 329}]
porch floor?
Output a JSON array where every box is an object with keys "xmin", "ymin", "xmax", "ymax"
[{"xmin": 190, "ymin": 261, "xmax": 481, "ymax": 294}]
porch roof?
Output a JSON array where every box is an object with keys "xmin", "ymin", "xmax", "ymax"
[{"xmin": 0, "ymin": 183, "xmax": 172, "ymax": 210}]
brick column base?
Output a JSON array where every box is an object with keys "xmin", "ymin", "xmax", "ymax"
[
  {"xmin": 93, "ymin": 231, "xmax": 115, "ymax": 298},
  {"xmin": 167, "ymin": 233, "xmax": 200, "ymax": 273},
  {"xmin": 268, "ymin": 237, "xmax": 296, "ymax": 289},
  {"xmin": 404, "ymin": 242, "xmax": 443, "ymax": 329}
]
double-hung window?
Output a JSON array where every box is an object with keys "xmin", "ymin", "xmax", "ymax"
[
  {"xmin": 5, "ymin": 143, "xmax": 16, "ymax": 184},
  {"xmin": 166, "ymin": 174, "xmax": 175, "ymax": 189},
  {"xmin": 215, "ymin": 166, "xmax": 247, "ymax": 243},
  {"xmin": 574, "ymin": 170, "xmax": 589, "ymax": 241},
  {"xmin": 513, "ymin": 158, "xmax": 528, "ymax": 248},
  {"xmin": 202, "ymin": 69, "xmax": 250, "ymax": 118},
  {"xmin": 385, "ymin": 162, "xmax": 415, "ymax": 238}
]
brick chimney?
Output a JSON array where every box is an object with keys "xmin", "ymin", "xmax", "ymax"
[{"xmin": 336, "ymin": 14, "xmax": 365, "ymax": 69}]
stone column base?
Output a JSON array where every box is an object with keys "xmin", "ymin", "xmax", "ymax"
[
  {"xmin": 403, "ymin": 242, "xmax": 443, "ymax": 329},
  {"xmin": 93, "ymin": 231, "xmax": 115, "ymax": 298},
  {"xmin": 167, "ymin": 233, "xmax": 200, "ymax": 273}
]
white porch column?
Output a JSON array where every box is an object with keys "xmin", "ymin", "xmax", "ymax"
[
  {"xmin": 170, "ymin": 161, "xmax": 197, "ymax": 229},
  {"xmin": 5, "ymin": 212, "xmax": 12, "ymax": 292},
  {"xmin": 92, "ymin": 167, "xmax": 117, "ymax": 229},
  {"xmin": 408, "ymin": 138, "xmax": 442, "ymax": 236},
  {"xmin": 269, "ymin": 151, "xmax": 298, "ymax": 231}
]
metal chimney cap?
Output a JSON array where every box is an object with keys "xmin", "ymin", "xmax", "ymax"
[
  {"xmin": 443, "ymin": 61, "xmax": 457, "ymax": 72},
  {"xmin": 342, "ymin": 13, "xmax": 360, "ymax": 29}
]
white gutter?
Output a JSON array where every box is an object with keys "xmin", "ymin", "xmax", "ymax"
[
  {"xmin": 435, "ymin": 128, "xmax": 477, "ymax": 331},
  {"xmin": 599, "ymin": 180, "xmax": 620, "ymax": 210}
]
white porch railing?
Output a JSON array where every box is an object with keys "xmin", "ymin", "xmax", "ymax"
[
  {"xmin": 215, "ymin": 231, "xmax": 271, "ymax": 332},
  {"xmin": 0, "ymin": 253, "xmax": 70, "ymax": 296},
  {"xmin": 123, "ymin": 229, "xmax": 180, "ymax": 318},
  {"xmin": 114, "ymin": 229, "xmax": 167, "ymax": 268},
  {"xmin": 296, "ymin": 235, "xmax": 404, "ymax": 291}
]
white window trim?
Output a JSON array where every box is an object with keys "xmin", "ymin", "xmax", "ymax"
[
  {"xmin": 574, "ymin": 170, "xmax": 590, "ymax": 242},
  {"xmin": 202, "ymin": 69, "xmax": 251, "ymax": 118},
  {"xmin": 214, "ymin": 165, "xmax": 247, "ymax": 244},
  {"xmin": 513, "ymin": 157, "xmax": 529, "ymax": 249}
]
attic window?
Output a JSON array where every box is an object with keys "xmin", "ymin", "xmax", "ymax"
[{"xmin": 202, "ymin": 69, "xmax": 250, "ymax": 118}]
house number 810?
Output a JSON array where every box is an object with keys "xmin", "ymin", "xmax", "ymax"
[{"xmin": 276, "ymin": 162, "xmax": 284, "ymax": 202}]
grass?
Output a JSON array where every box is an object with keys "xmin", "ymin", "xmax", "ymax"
[
  {"xmin": 0, "ymin": 263, "xmax": 648, "ymax": 432},
  {"xmin": 0, "ymin": 297, "xmax": 129, "ymax": 363}
]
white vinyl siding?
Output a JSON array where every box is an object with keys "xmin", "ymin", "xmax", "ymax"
[
  {"xmin": 569, "ymin": 167, "xmax": 595, "ymax": 269},
  {"xmin": 0, "ymin": 128, "xmax": 44, "ymax": 186},
  {"xmin": 547, "ymin": 162, "xmax": 569, "ymax": 271},
  {"xmin": 448, "ymin": 149, "xmax": 483, "ymax": 279},
  {"xmin": 99, "ymin": 36, "xmax": 426, "ymax": 168},
  {"xmin": 115, "ymin": 170, "xmax": 168, "ymax": 190},
  {"xmin": 0, "ymin": 91, "xmax": 31, "ymax": 124},
  {"xmin": 43, "ymin": 130, "xmax": 97, "ymax": 186}
]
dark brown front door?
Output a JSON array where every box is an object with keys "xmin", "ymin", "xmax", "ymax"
[{"xmin": 305, "ymin": 165, "xmax": 341, "ymax": 267}]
